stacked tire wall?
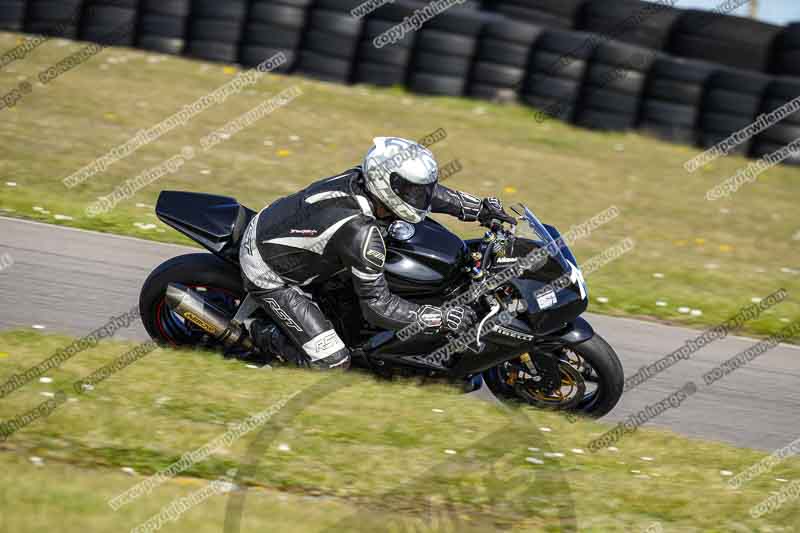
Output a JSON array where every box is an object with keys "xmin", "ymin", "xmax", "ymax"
[
  {"xmin": 639, "ymin": 56, "xmax": 715, "ymax": 144},
  {"xmin": 752, "ymin": 77, "xmax": 800, "ymax": 165},
  {"xmin": 574, "ymin": 40, "xmax": 657, "ymax": 131},
  {"xmin": 295, "ymin": 0, "xmax": 363, "ymax": 82},
  {"xmin": 521, "ymin": 29, "xmax": 592, "ymax": 123},
  {"xmin": 486, "ymin": 0, "xmax": 585, "ymax": 29},
  {"xmin": 79, "ymin": 0, "xmax": 138, "ymax": 46},
  {"xmin": 24, "ymin": 0, "xmax": 82, "ymax": 38},
  {"xmin": 136, "ymin": 0, "xmax": 190, "ymax": 55},
  {"xmin": 2, "ymin": 0, "xmax": 800, "ymax": 165},
  {"xmin": 0, "ymin": 0, "xmax": 26, "ymax": 31},
  {"xmin": 469, "ymin": 18, "xmax": 542, "ymax": 102},
  {"xmin": 668, "ymin": 9, "xmax": 781, "ymax": 73},
  {"xmin": 185, "ymin": 0, "xmax": 248, "ymax": 63},
  {"xmin": 579, "ymin": 0, "xmax": 681, "ymax": 51},
  {"xmin": 239, "ymin": 0, "xmax": 309, "ymax": 71},
  {"xmin": 698, "ymin": 68, "xmax": 771, "ymax": 156},
  {"xmin": 772, "ymin": 23, "xmax": 800, "ymax": 77},
  {"xmin": 353, "ymin": 1, "xmax": 420, "ymax": 87},
  {"xmin": 407, "ymin": 6, "xmax": 483, "ymax": 96}
]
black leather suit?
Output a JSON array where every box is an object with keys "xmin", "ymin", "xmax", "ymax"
[{"xmin": 239, "ymin": 167, "xmax": 484, "ymax": 368}]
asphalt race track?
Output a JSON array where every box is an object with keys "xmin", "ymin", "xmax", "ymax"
[{"xmin": 1, "ymin": 216, "xmax": 798, "ymax": 451}]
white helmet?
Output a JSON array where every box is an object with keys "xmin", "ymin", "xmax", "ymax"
[{"xmin": 362, "ymin": 137, "xmax": 438, "ymax": 223}]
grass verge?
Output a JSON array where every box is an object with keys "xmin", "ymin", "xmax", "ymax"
[{"xmin": 0, "ymin": 331, "xmax": 798, "ymax": 531}]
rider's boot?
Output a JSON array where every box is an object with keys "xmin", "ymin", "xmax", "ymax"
[{"xmin": 246, "ymin": 319, "xmax": 350, "ymax": 370}]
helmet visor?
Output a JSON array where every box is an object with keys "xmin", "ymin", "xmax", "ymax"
[{"xmin": 389, "ymin": 172, "xmax": 436, "ymax": 211}]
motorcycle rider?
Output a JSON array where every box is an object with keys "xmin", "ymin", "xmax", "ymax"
[{"xmin": 241, "ymin": 136, "xmax": 516, "ymax": 370}]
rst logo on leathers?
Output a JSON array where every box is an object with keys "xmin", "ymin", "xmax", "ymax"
[
  {"xmin": 315, "ymin": 331, "xmax": 339, "ymax": 352},
  {"xmin": 264, "ymin": 298, "xmax": 303, "ymax": 332}
]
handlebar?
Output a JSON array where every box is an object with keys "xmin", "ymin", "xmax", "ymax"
[{"xmin": 472, "ymin": 219, "xmax": 517, "ymax": 277}]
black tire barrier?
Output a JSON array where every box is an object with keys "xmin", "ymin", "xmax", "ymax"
[
  {"xmin": 698, "ymin": 67, "xmax": 771, "ymax": 155},
  {"xmin": 241, "ymin": 0, "xmax": 308, "ymax": 72},
  {"xmin": 90, "ymin": 0, "xmax": 136, "ymax": 7},
  {"xmin": 0, "ymin": 0, "xmax": 26, "ymax": 31},
  {"xmin": 140, "ymin": 0, "xmax": 190, "ymax": 17},
  {"xmin": 574, "ymin": 108, "xmax": 635, "ymax": 131},
  {"xmin": 639, "ymin": 56, "xmax": 715, "ymax": 144},
  {"xmin": 579, "ymin": 0, "xmax": 682, "ymax": 51},
  {"xmin": 189, "ymin": 0, "xmax": 248, "ymax": 20},
  {"xmin": 137, "ymin": 35, "xmax": 184, "ymax": 54},
  {"xmin": 669, "ymin": 8, "xmax": 782, "ymax": 73},
  {"xmin": 189, "ymin": 20, "xmax": 244, "ymax": 43},
  {"xmin": 468, "ymin": 18, "xmax": 543, "ymax": 100},
  {"xmin": 422, "ymin": 4, "xmax": 484, "ymax": 36},
  {"xmin": 352, "ymin": 1, "xmax": 421, "ymax": 87},
  {"xmin": 185, "ymin": 0, "xmax": 247, "ymax": 64},
  {"xmin": 773, "ymin": 23, "xmax": 800, "ymax": 77},
  {"xmin": 239, "ymin": 44, "xmax": 295, "ymax": 71},
  {"xmin": 185, "ymin": 40, "xmax": 238, "ymax": 63},
  {"xmin": 752, "ymin": 77, "xmax": 800, "ymax": 159},
  {"xmin": 272, "ymin": 0, "xmax": 313, "ymax": 6},
  {"xmin": 750, "ymin": 141, "xmax": 800, "ymax": 165},
  {"xmin": 408, "ymin": 8, "xmax": 487, "ymax": 97},
  {"xmin": 295, "ymin": 7, "xmax": 364, "ymax": 82},
  {"xmin": 521, "ymin": 28, "xmax": 594, "ymax": 122},
  {"xmin": 487, "ymin": 0, "xmax": 585, "ymax": 29},
  {"xmin": 295, "ymin": 49, "xmax": 351, "ymax": 82},
  {"xmin": 138, "ymin": 14, "xmax": 186, "ymax": 38},
  {"xmin": 2, "ymin": 0, "xmax": 800, "ymax": 167},
  {"xmin": 574, "ymin": 40, "xmax": 655, "ymax": 131},
  {"xmin": 136, "ymin": 0, "xmax": 189, "ymax": 55},
  {"xmin": 79, "ymin": 4, "xmax": 137, "ymax": 46},
  {"xmin": 353, "ymin": 61, "xmax": 406, "ymax": 86},
  {"xmin": 24, "ymin": 0, "xmax": 82, "ymax": 38},
  {"xmin": 249, "ymin": 2, "xmax": 306, "ymax": 28},
  {"xmin": 308, "ymin": 8, "xmax": 362, "ymax": 36},
  {"xmin": 243, "ymin": 22, "xmax": 305, "ymax": 49},
  {"xmin": 408, "ymin": 72, "xmax": 465, "ymax": 96}
]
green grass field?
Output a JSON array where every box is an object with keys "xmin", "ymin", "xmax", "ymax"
[
  {"xmin": 1, "ymin": 331, "xmax": 799, "ymax": 532},
  {"xmin": 0, "ymin": 31, "xmax": 798, "ymax": 342}
]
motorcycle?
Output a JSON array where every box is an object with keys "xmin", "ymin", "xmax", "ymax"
[{"xmin": 139, "ymin": 190, "xmax": 624, "ymax": 417}]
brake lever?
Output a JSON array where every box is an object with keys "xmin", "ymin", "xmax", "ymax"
[{"xmin": 476, "ymin": 296, "xmax": 501, "ymax": 349}]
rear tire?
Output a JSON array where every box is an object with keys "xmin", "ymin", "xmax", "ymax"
[{"xmin": 139, "ymin": 253, "xmax": 244, "ymax": 345}]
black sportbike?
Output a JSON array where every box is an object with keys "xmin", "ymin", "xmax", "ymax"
[{"xmin": 140, "ymin": 191, "xmax": 624, "ymax": 417}]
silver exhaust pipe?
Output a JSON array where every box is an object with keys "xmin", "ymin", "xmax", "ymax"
[{"xmin": 165, "ymin": 283, "xmax": 254, "ymax": 351}]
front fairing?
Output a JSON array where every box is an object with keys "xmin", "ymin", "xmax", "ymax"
[{"xmin": 510, "ymin": 207, "xmax": 588, "ymax": 334}]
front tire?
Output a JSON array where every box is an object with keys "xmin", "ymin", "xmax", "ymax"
[
  {"xmin": 566, "ymin": 334, "xmax": 624, "ymax": 417},
  {"xmin": 484, "ymin": 333, "xmax": 624, "ymax": 418},
  {"xmin": 139, "ymin": 253, "xmax": 245, "ymax": 346}
]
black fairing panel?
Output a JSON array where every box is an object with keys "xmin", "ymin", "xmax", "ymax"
[
  {"xmin": 383, "ymin": 218, "xmax": 468, "ymax": 296},
  {"xmin": 512, "ymin": 277, "xmax": 588, "ymax": 334},
  {"xmin": 156, "ymin": 191, "xmax": 256, "ymax": 263}
]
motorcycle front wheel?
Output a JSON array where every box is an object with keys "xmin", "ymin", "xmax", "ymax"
[{"xmin": 483, "ymin": 334, "xmax": 624, "ymax": 418}]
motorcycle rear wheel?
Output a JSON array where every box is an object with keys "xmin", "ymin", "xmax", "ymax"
[{"xmin": 139, "ymin": 253, "xmax": 245, "ymax": 348}]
